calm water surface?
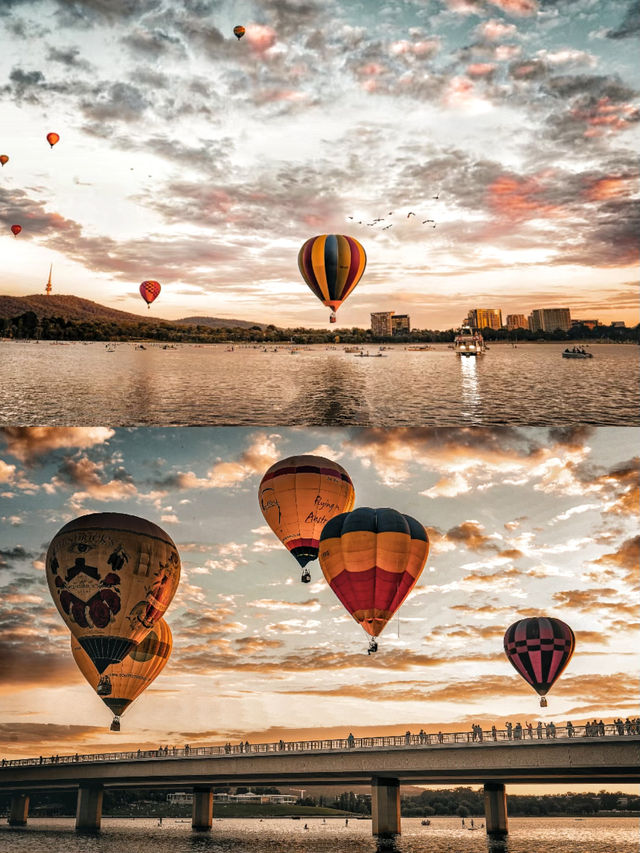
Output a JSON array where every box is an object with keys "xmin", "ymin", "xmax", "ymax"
[
  {"xmin": 1, "ymin": 342, "xmax": 637, "ymax": 426},
  {"xmin": 0, "ymin": 817, "xmax": 637, "ymax": 853}
]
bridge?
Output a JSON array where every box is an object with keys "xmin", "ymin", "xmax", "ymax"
[{"xmin": 2, "ymin": 723, "xmax": 639, "ymax": 839}]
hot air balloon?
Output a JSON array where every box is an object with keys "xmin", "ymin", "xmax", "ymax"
[
  {"xmin": 10, "ymin": 225, "xmax": 21, "ymax": 237},
  {"xmin": 233, "ymin": 25, "xmax": 246, "ymax": 39},
  {"xmin": 71, "ymin": 619, "xmax": 172, "ymax": 731},
  {"xmin": 259, "ymin": 455, "xmax": 355, "ymax": 583},
  {"xmin": 46, "ymin": 512, "xmax": 181, "ymax": 674},
  {"xmin": 319, "ymin": 507, "xmax": 429, "ymax": 651},
  {"xmin": 298, "ymin": 234, "xmax": 366, "ymax": 323},
  {"xmin": 46, "ymin": 132, "xmax": 60, "ymax": 148},
  {"xmin": 0, "ymin": 155, "xmax": 8, "ymax": 166},
  {"xmin": 503, "ymin": 616, "xmax": 575, "ymax": 707},
  {"xmin": 139, "ymin": 279, "xmax": 161, "ymax": 308}
]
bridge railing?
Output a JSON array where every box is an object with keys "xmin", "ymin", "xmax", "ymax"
[{"xmin": 1, "ymin": 722, "xmax": 636, "ymax": 769}]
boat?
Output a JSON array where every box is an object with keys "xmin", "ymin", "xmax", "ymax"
[
  {"xmin": 354, "ymin": 351, "xmax": 386, "ymax": 357},
  {"xmin": 344, "ymin": 346, "xmax": 361, "ymax": 353},
  {"xmin": 407, "ymin": 345, "xmax": 434, "ymax": 351},
  {"xmin": 562, "ymin": 349, "xmax": 593, "ymax": 359},
  {"xmin": 421, "ymin": 819, "xmax": 431, "ymax": 826},
  {"xmin": 453, "ymin": 326, "xmax": 486, "ymax": 356}
]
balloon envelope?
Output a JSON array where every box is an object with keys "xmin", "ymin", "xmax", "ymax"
[
  {"xmin": 140, "ymin": 280, "xmax": 161, "ymax": 307},
  {"xmin": 46, "ymin": 512, "xmax": 181, "ymax": 673},
  {"xmin": 319, "ymin": 507, "xmax": 429, "ymax": 637},
  {"xmin": 503, "ymin": 616, "xmax": 575, "ymax": 700},
  {"xmin": 298, "ymin": 234, "xmax": 366, "ymax": 319},
  {"xmin": 233, "ymin": 25, "xmax": 245, "ymax": 39},
  {"xmin": 0, "ymin": 155, "xmax": 8, "ymax": 166},
  {"xmin": 72, "ymin": 618, "xmax": 172, "ymax": 719},
  {"xmin": 259, "ymin": 455, "xmax": 355, "ymax": 569},
  {"xmin": 10, "ymin": 225, "xmax": 21, "ymax": 236},
  {"xmin": 46, "ymin": 132, "xmax": 60, "ymax": 148}
]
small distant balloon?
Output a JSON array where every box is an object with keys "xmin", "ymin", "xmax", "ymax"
[
  {"xmin": 233, "ymin": 25, "xmax": 246, "ymax": 40},
  {"xmin": 10, "ymin": 225, "xmax": 22, "ymax": 237},
  {"xmin": 46, "ymin": 132, "xmax": 60, "ymax": 148},
  {"xmin": 0, "ymin": 155, "xmax": 8, "ymax": 166},
  {"xmin": 140, "ymin": 280, "xmax": 161, "ymax": 308}
]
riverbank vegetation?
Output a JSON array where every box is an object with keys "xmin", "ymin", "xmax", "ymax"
[{"xmin": 1, "ymin": 311, "xmax": 637, "ymax": 345}]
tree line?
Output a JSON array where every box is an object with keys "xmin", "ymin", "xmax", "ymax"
[{"xmin": 1, "ymin": 311, "xmax": 637, "ymax": 345}]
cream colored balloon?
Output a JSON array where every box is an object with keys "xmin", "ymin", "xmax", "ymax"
[{"xmin": 46, "ymin": 513, "xmax": 180, "ymax": 674}]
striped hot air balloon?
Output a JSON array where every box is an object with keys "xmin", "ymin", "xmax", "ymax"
[
  {"xmin": 319, "ymin": 507, "xmax": 429, "ymax": 651},
  {"xmin": 46, "ymin": 512, "xmax": 181, "ymax": 674},
  {"xmin": 503, "ymin": 616, "xmax": 575, "ymax": 707},
  {"xmin": 71, "ymin": 619, "xmax": 172, "ymax": 731},
  {"xmin": 298, "ymin": 234, "xmax": 366, "ymax": 323},
  {"xmin": 259, "ymin": 455, "xmax": 355, "ymax": 582}
]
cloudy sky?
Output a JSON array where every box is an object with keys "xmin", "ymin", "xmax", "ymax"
[
  {"xmin": 1, "ymin": 425, "xmax": 638, "ymax": 772},
  {"xmin": 0, "ymin": 0, "xmax": 638, "ymax": 329}
]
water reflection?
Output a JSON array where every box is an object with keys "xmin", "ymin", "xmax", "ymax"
[
  {"xmin": 286, "ymin": 356, "xmax": 371, "ymax": 425},
  {"xmin": 459, "ymin": 356, "xmax": 481, "ymax": 421}
]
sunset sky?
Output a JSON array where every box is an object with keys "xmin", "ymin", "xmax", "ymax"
[
  {"xmin": 0, "ymin": 0, "xmax": 638, "ymax": 329},
  {"xmin": 1, "ymin": 425, "xmax": 638, "ymax": 774}
]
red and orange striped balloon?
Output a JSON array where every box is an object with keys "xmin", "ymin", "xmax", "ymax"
[
  {"xmin": 319, "ymin": 507, "xmax": 429, "ymax": 641},
  {"xmin": 298, "ymin": 234, "xmax": 366, "ymax": 323}
]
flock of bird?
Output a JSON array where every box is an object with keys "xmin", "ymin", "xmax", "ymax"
[{"xmin": 347, "ymin": 198, "xmax": 440, "ymax": 230}]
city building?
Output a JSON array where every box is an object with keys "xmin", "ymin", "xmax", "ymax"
[
  {"xmin": 466, "ymin": 308, "xmax": 503, "ymax": 330},
  {"xmin": 370, "ymin": 311, "xmax": 394, "ymax": 336},
  {"xmin": 528, "ymin": 308, "xmax": 571, "ymax": 333},
  {"xmin": 391, "ymin": 314, "xmax": 411, "ymax": 335},
  {"xmin": 506, "ymin": 314, "xmax": 528, "ymax": 331},
  {"xmin": 571, "ymin": 319, "xmax": 599, "ymax": 330},
  {"xmin": 611, "ymin": 321, "xmax": 627, "ymax": 328}
]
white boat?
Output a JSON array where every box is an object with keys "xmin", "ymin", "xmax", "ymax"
[
  {"xmin": 454, "ymin": 326, "xmax": 486, "ymax": 356},
  {"xmin": 562, "ymin": 349, "xmax": 593, "ymax": 359}
]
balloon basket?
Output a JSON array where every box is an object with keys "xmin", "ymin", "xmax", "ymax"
[
  {"xmin": 540, "ymin": 697, "xmax": 547, "ymax": 708},
  {"xmin": 110, "ymin": 717, "xmax": 121, "ymax": 732},
  {"xmin": 301, "ymin": 570, "xmax": 311, "ymax": 583}
]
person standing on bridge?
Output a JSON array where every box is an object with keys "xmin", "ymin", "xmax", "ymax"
[
  {"xmin": 506, "ymin": 722, "xmax": 513, "ymax": 740},
  {"xmin": 526, "ymin": 721, "xmax": 533, "ymax": 738},
  {"xmin": 536, "ymin": 721, "xmax": 543, "ymax": 739},
  {"xmin": 405, "ymin": 730, "xmax": 411, "ymax": 745},
  {"xmin": 567, "ymin": 721, "xmax": 574, "ymax": 737},
  {"xmin": 347, "ymin": 732, "xmax": 355, "ymax": 748},
  {"xmin": 491, "ymin": 725, "xmax": 497, "ymax": 741}
]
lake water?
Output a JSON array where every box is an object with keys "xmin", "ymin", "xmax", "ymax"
[
  {"xmin": 0, "ymin": 817, "xmax": 637, "ymax": 853},
  {"xmin": 1, "ymin": 341, "xmax": 637, "ymax": 427}
]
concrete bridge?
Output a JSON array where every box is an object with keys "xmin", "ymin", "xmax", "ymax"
[{"xmin": 2, "ymin": 724, "xmax": 639, "ymax": 839}]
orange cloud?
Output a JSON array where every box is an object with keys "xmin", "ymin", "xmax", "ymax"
[
  {"xmin": 572, "ymin": 97, "xmax": 640, "ymax": 138},
  {"xmin": 488, "ymin": 173, "xmax": 560, "ymax": 220},
  {"xmin": 245, "ymin": 24, "xmax": 277, "ymax": 55},
  {"xmin": 1, "ymin": 427, "xmax": 114, "ymax": 464},
  {"xmin": 585, "ymin": 175, "xmax": 638, "ymax": 201}
]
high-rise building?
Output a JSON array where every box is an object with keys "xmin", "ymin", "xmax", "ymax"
[
  {"xmin": 391, "ymin": 314, "xmax": 410, "ymax": 335},
  {"xmin": 571, "ymin": 319, "xmax": 599, "ymax": 330},
  {"xmin": 371, "ymin": 311, "xmax": 394, "ymax": 336},
  {"xmin": 529, "ymin": 308, "xmax": 571, "ymax": 333},
  {"xmin": 506, "ymin": 314, "xmax": 527, "ymax": 331},
  {"xmin": 466, "ymin": 308, "xmax": 503, "ymax": 330}
]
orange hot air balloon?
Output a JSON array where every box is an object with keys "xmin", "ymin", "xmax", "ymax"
[
  {"xmin": 71, "ymin": 618, "xmax": 172, "ymax": 731},
  {"xmin": 0, "ymin": 155, "xmax": 8, "ymax": 166},
  {"xmin": 46, "ymin": 132, "xmax": 60, "ymax": 148},
  {"xmin": 319, "ymin": 507, "xmax": 429, "ymax": 651},
  {"xmin": 233, "ymin": 25, "xmax": 246, "ymax": 40},
  {"xmin": 10, "ymin": 225, "xmax": 22, "ymax": 237},
  {"xmin": 298, "ymin": 234, "xmax": 366, "ymax": 323},
  {"xmin": 259, "ymin": 455, "xmax": 355, "ymax": 583},
  {"xmin": 46, "ymin": 512, "xmax": 181, "ymax": 674},
  {"xmin": 140, "ymin": 279, "xmax": 161, "ymax": 308}
]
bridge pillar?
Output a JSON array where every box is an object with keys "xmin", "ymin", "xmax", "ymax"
[
  {"xmin": 8, "ymin": 793, "xmax": 29, "ymax": 826},
  {"xmin": 192, "ymin": 785, "xmax": 213, "ymax": 831},
  {"xmin": 484, "ymin": 782, "xmax": 508, "ymax": 839},
  {"xmin": 371, "ymin": 777, "xmax": 400, "ymax": 837},
  {"xmin": 75, "ymin": 784, "xmax": 103, "ymax": 832}
]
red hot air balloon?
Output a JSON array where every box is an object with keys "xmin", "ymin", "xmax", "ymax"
[
  {"xmin": 503, "ymin": 616, "xmax": 575, "ymax": 707},
  {"xmin": 10, "ymin": 225, "xmax": 22, "ymax": 237},
  {"xmin": 319, "ymin": 507, "xmax": 429, "ymax": 651},
  {"xmin": 46, "ymin": 132, "xmax": 60, "ymax": 148},
  {"xmin": 233, "ymin": 25, "xmax": 246, "ymax": 40},
  {"xmin": 139, "ymin": 280, "xmax": 161, "ymax": 308},
  {"xmin": 298, "ymin": 234, "xmax": 366, "ymax": 323},
  {"xmin": 0, "ymin": 155, "xmax": 8, "ymax": 166}
]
